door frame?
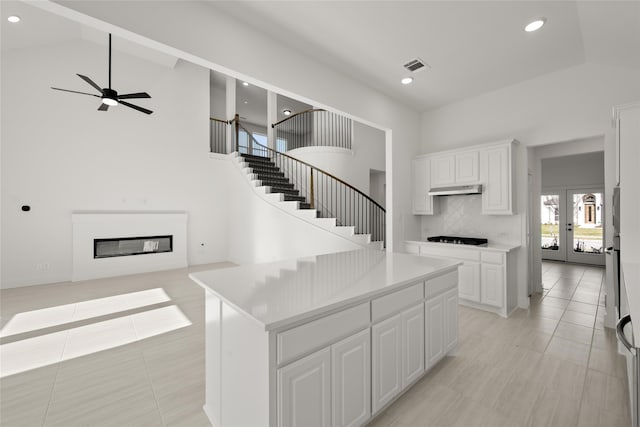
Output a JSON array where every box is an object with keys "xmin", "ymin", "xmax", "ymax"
[
  {"xmin": 541, "ymin": 186, "xmax": 605, "ymax": 266},
  {"xmin": 566, "ymin": 187, "xmax": 605, "ymax": 265}
]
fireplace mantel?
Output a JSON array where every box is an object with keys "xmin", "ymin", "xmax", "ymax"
[{"xmin": 72, "ymin": 212, "xmax": 188, "ymax": 281}]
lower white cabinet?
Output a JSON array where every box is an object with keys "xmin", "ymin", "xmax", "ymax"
[
  {"xmin": 332, "ymin": 330, "xmax": 371, "ymax": 427},
  {"xmin": 480, "ymin": 263, "xmax": 504, "ymax": 307},
  {"xmin": 458, "ymin": 261, "xmax": 481, "ymax": 302},
  {"xmin": 278, "ymin": 347, "xmax": 331, "ymax": 427},
  {"xmin": 372, "ymin": 314, "xmax": 402, "ymax": 413},
  {"xmin": 278, "ymin": 329, "xmax": 371, "ymax": 427},
  {"xmin": 426, "ymin": 288, "xmax": 458, "ymax": 369},
  {"xmin": 372, "ymin": 302, "xmax": 425, "ymax": 414},
  {"xmin": 402, "ymin": 304, "xmax": 425, "ymax": 387}
]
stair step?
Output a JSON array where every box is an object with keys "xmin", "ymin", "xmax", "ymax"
[
  {"xmin": 258, "ymin": 176, "xmax": 290, "ymax": 184},
  {"xmin": 240, "ymin": 153, "xmax": 272, "ymax": 163},
  {"xmin": 299, "ymin": 202, "xmax": 312, "ymax": 210},
  {"xmin": 270, "ymin": 187, "xmax": 299, "ymax": 196},
  {"xmin": 251, "ymin": 165, "xmax": 282, "ymax": 174},
  {"xmin": 255, "ymin": 170, "xmax": 285, "ymax": 178},
  {"xmin": 267, "ymin": 182, "xmax": 294, "ymax": 190},
  {"xmin": 284, "ymin": 195, "xmax": 306, "ymax": 203}
]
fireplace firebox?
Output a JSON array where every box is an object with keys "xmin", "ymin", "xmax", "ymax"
[{"xmin": 94, "ymin": 235, "xmax": 173, "ymax": 259}]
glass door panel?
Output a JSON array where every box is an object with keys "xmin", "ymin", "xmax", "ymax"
[
  {"xmin": 541, "ymin": 193, "xmax": 565, "ymax": 261},
  {"xmin": 567, "ymin": 189, "xmax": 605, "ymax": 265}
]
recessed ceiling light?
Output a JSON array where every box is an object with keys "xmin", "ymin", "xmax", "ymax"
[
  {"xmin": 7, "ymin": 15, "xmax": 21, "ymax": 23},
  {"xmin": 243, "ymin": 100, "xmax": 248, "ymax": 104},
  {"xmin": 401, "ymin": 77, "xmax": 414, "ymax": 85},
  {"xmin": 283, "ymin": 109, "xmax": 292, "ymax": 116},
  {"xmin": 242, "ymin": 82, "xmax": 249, "ymax": 86},
  {"xmin": 525, "ymin": 18, "xmax": 546, "ymax": 32}
]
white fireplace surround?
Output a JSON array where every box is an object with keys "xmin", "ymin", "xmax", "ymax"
[{"xmin": 72, "ymin": 212, "xmax": 188, "ymax": 281}]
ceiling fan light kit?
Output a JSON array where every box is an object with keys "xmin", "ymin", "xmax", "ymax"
[{"xmin": 51, "ymin": 33, "xmax": 153, "ymax": 115}]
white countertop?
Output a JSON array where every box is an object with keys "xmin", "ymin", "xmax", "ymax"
[
  {"xmin": 406, "ymin": 240, "xmax": 520, "ymax": 253},
  {"xmin": 189, "ymin": 249, "xmax": 460, "ymax": 331},
  {"xmin": 621, "ymin": 260, "xmax": 640, "ymax": 345}
]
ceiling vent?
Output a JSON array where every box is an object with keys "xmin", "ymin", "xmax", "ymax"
[{"xmin": 403, "ymin": 58, "xmax": 429, "ymax": 73}]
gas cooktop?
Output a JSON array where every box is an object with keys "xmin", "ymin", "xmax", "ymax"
[{"xmin": 426, "ymin": 236, "xmax": 488, "ymax": 246}]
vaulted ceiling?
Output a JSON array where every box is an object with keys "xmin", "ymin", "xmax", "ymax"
[{"xmin": 210, "ymin": 1, "xmax": 640, "ymax": 111}]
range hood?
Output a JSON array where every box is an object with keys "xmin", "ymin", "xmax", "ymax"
[{"xmin": 428, "ymin": 184, "xmax": 482, "ymax": 196}]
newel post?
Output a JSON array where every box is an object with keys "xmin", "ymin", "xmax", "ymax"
[{"xmin": 310, "ymin": 168, "xmax": 315, "ymax": 209}]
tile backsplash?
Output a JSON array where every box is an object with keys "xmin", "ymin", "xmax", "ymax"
[{"xmin": 420, "ymin": 194, "xmax": 521, "ymax": 245}]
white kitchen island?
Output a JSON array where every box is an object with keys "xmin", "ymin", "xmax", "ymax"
[{"xmin": 189, "ymin": 249, "xmax": 460, "ymax": 427}]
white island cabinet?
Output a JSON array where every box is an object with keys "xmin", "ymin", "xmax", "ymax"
[{"xmin": 190, "ymin": 249, "xmax": 460, "ymax": 427}]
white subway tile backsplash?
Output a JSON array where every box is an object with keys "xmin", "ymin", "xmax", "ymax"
[{"xmin": 421, "ymin": 195, "xmax": 521, "ymax": 244}]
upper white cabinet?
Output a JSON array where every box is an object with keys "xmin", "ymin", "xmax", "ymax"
[
  {"xmin": 430, "ymin": 154, "xmax": 456, "ymax": 187},
  {"xmin": 454, "ymin": 151, "xmax": 479, "ymax": 184},
  {"xmin": 412, "ymin": 157, "xmax": 438, "ymax": 215},
  {"xmin": 413, "ymin": 140, "xmax": 516, "ymax": 216},
  {"xmin": 480, "ymin": 142, "xmax": 514, "ymax": 215},
  {"xmin": 615, "ymin": 103, "xmax": 640, "ymax": 262},
  {"xmin": 430, "ymin": 151, "xmax": 479, "ymax": 187}
]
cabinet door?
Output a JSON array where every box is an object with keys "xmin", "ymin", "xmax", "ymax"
[
  {"xmin": 372, "ymin": 314, "xmax": 402, "ymax": 414},
  {"xmin": 278, "ymin": 348, "xmax": 331, "ymax": 427},
  {"xmin": 443, "ymin": 288, "xmax": 459, "ymax": 354},
  {"xmin": 412, "ymin": 158, "xmax": 435, "ymax": 215},
  {"xmin": 481, "ymin": 263, "xmax": 504, "ymax": 308},
  {"xmin": 402, "ymin": 304, "xmax": 425, "ymax": 387},
  {"xmin": 332, "ymin": 329, "xmax": 371, "ymax": 427},
  {"xmin": 457, "ymin": 262, "xmax": 480, "ymax": 302},
  {"xmin": 425, "ymin": 296, "xmax": 444, "ymax": 369},
  {"xmin": 481, "ymin": 145, "xmax": 512, "ymax": 214},
  {"xmin": 455, "ymin": 151, "xmax": 479, "ymax": 184},
  {"xmin": 430, "ymin": 155, "xmax": 455, "ymax": 187}
]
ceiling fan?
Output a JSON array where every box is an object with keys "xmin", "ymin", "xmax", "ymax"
[{"xmin": 51, "ymin": 33, "xmax": 153, "ymax": 115}]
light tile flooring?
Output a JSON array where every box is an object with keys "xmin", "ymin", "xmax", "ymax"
[{"xmin": 0, "ymin": 261, "xmax": 630, "ymax": 426}]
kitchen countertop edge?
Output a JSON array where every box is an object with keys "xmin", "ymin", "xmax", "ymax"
[
  {"xmin": 406, "ymin": 240, "xmax": 520, "ymax": 253},
  {"xmin": 190, "ymin": 253, "xmax": 461, "ymax": 333}
]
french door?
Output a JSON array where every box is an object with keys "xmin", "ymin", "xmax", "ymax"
[{"xmin": 541, "ymin": 188, "xmax": 605, "ymax": 266}]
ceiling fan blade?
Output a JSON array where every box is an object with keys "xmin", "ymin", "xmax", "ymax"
[
  {"xmin": 51, "ymin": 87, "xmax": 101, "ymax": 97},
  {"xmin": 98, "ymin": 103, "xmax": 109, "ymax": 111},
  {"xmin": 119, "ymin": 100, "xmax": 153, "ymax": 115},
  {"xmin": 118, "ymin": 92, "xmax": 151, "ymax": 100},
  {"xmin": 76, "ymin": 74, "xmax": 104, "ymax": 94}
]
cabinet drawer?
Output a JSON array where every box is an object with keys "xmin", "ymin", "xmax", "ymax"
[
  {"xmin": 425, "ymin": 271, "xmax": 458, "ymax": 299},
  {"xmin": 481, "ymin": 251, "xmax": 505, "ymax": 265},
  {"xmin": 420, "ymin": 244, "xmax": 481, "ymax": 262},
  {"xmin": 372, "ymin": 283, "xmax": 423, "ymax": 323},
  {"xmin": 277, "ymin": 303, "xmax": 370, "ymax": 366}
]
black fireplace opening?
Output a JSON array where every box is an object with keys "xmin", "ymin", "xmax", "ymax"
[{"xmin": 94, "ymin": 235, "xmax": 173, "ymax": 259}]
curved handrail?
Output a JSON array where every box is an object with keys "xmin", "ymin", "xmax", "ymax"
[
  {"xmin": 232, "ymin": 116, "xmax": 385, "ymax": 213},
  {"xmin": 271, "ymin": 108, "xmax": 326, "ymax": 128},
  {"xmin": 210, "ymin": 117, "xmax": 229, "ymax": 124}
]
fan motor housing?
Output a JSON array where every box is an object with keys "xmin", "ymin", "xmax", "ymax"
[{"xmin": 102, "ymin": 88, "xmax": 118, "ymax": 100}]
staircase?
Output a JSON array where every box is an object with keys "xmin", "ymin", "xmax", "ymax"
[
  {"xmin": 235, "ymin": 152, "xmax": 382, "ymax": 249},
  {"xmin": 240, "ymin": 153, "xmax": 312, "ymax": 209}
]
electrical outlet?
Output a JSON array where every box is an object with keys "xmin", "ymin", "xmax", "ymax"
[{"xmin": 36, "ymin": 263, "xmax": 43, "ymax": 270}]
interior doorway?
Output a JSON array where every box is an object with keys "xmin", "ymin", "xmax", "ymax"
[{"xmin": 541, "ymin": 188, "xmax": 605, "ymax": 265}]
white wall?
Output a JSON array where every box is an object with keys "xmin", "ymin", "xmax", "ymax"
[
  {"xmin": 541, "ymin": 151, "xmax": 604, "ymax": 189},
  {"xmin": 420, "ymin": 62, "xmax": 640, "ymax": 308},
  {"xmin": 46, "ymin": 0, "xmax": 424, "ymax": 252},
  {"xmin": 224, "ymin": 157, "xmax": 362, "ymax": 265},
  {"xmin": 1, "ymin": 40, "xmax": 228, "ymax": 288}
]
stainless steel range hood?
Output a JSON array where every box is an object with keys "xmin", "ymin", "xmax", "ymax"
[{"xmin": 428, "ymin": 184, "xmax": 482, "ymax": 196}]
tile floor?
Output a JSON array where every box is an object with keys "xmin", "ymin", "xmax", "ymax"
[{"xmin": 0, "ymin": 261, "xmax": 630, "ymax": 426}]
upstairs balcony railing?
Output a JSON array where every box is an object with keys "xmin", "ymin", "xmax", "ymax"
[
  {"xmin": 272, "ymin": 108, "xmax": 352, "ymax": 151},
  {"xmin": 210, "ymin": 117, "xmax": 229, "ymax": 154},
  {"xmin": 231, "ymin": 115, "xmax": 385, "ymax": 245}
]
